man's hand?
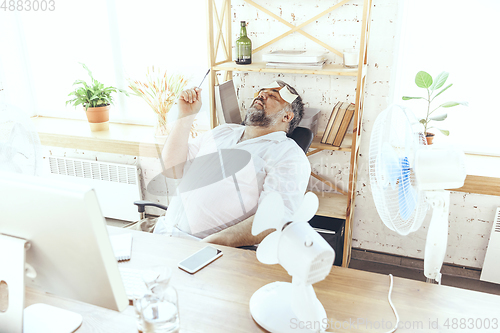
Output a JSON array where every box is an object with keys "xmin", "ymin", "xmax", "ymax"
[
  {"xmin": 178, "ymin": 87, "xmax": 202, "ymax": 117},
  {"xmin": 201, "ymin": 215, "xmax": 274, "ymax": 247}
]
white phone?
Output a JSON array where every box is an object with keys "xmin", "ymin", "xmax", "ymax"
[{"xmin": 178, "ymin": 246, "xmax": 223, "ymax": 274}]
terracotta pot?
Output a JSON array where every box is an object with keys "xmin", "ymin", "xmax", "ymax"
[
  {"xmin": 425, "ymin": 132, "xmax": 435, "ymax": 145},
  {"xmin": 85, "ymin": 105, "xmax": 110, "ymax": 131}
]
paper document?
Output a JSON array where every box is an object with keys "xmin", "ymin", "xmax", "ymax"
[
  {"xmin": 110, "ymin": 233, "xmax": 133, "ymax": 261},
  {"xmin": 262, "ymin": 50, "xmax": 327, "ymax": 63}
]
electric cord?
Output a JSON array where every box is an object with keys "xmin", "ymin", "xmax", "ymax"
[
  {"xmin": 324, "ymin": 274, "xmax": 400, "ymax": 333},
  {"xmin": 384, "ymin": 274, "xmax": 400, "ymax": 333}
]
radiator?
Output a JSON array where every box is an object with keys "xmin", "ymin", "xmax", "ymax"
[
  {"xmin": 44, "ymin": 156, "xmax": 142, "ymax": 222},
  {"xmin": 480, "ymin": 207, "xmax": 500, "ymax": 284}
]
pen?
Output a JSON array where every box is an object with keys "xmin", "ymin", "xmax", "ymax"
[{"xmin": 198, "ymin": 69, "xmax": 210, "ymax": 88}]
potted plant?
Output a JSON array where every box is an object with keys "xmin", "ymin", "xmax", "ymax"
[
  {"xmin": 402, "ymin": 71, "xmax": 468, "ymax": 144},
  {"xmin": 128, "ymin": 67, "xmax": 196, "ymax": 137},
  {"xmin": 66, "ymin": 63, "xmax": 128, "ymax": 131}
]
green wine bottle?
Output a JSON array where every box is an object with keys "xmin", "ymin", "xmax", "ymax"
[{"xmin": 235, "ymin": 21, "xmax": 252, "ymax": 65}]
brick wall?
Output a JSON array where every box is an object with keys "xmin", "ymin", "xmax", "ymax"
[{"xmin": 231, "ymin": 0, "xmax": 500, "ymax": 269}]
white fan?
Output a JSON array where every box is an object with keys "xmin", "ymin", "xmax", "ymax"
[
  {"xmin": 0, "ymin": 103, "xmax": 42, "ymax": 175},
  {"xmin": 369, "ymin": 104, "xmax": 466, "ymax": 283},
  {"xmin": 249, "ymin": 191, "xmax": 335, "ymax": 333}
]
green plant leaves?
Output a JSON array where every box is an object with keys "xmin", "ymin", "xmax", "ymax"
[
  {"xmin": 437, "ymin": 129, "xmax": 450, "ymax": 136},
  {"xmin": 66, "ymin": 63, "xmax": 127, "ymax": 110},
  {"xmin": 402, "ymin": 96, "xmax": 425, "ymax": 100},
  {"xmin": 430, "ymin": 113, "xmax": 448, "ymax": 121},
  {"xmin": 402, "ymin": 70, "xmax": 469, "ymax": 139},
  {"xmin": 432, "ymin": 83, "xmax": 453, "ymax": 100},
  {"xmin": 440, "ymin": 101, "xmax": 468, "ymax": 108},
  {"xmin": 80, "ymin": 62, "xmax": 94, "ymax": 82},
  {"xmin": 415, "ymin": 71, "xmax": 433, "ymax": 88},
  {"xmin": 430, "ymin": 71, "xmax": 449, "ymax": 91}
]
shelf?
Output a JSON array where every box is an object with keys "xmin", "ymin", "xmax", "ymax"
[
  {"xmin": 310, "ymin": 133, "xmax": 353, "ymax": 152},
  {"xmin": 313, "ymin": 191, "xmax": 348, "ymax": 219},
  {"xmin": 31, "ymin": 116, "xmax": 166, "ymax": 157},
  {"xmin": 212, "ymin": 61, "xmax": 361, "ymax": 76}
]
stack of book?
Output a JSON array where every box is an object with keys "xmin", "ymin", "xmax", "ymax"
[
  {"xmin": 320, "ymin": 102, "xmax": 355, "ymax": 147},
  {"xmin": 263, "ymin": 50, "xmax": 327, "ymax": 69}
]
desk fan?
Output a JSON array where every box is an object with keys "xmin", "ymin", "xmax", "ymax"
[
  {"xmin": 368, "ymin": 104, "xmax": 466, "ymax": 283},
  {"xmin": 249, "ymin": 191, "xmax": 334, "ymax": 333},
  {"xmin": 0, "ymin": 104, "xmax": 42, "ymax": 175}
]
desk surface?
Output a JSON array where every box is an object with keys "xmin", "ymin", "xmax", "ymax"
[{"xmin": 26, "ymin": 227, "xmax": 500, "ymax": 333}]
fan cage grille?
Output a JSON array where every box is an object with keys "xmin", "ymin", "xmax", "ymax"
[
  {"xmin": 368, "ymin": 105, "xmax": 428, "ymax": 235},
  {"xmin": 307, "ymin": 251, "xmax": 334, "ymax": 284}
]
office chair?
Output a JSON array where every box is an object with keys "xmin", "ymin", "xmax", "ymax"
[
  {"xmin": 287, "ymin": 126, "xmax": 314, "ymax": 154},
  {"xmin": 133, "ymin": 127, "xmax": 314, "ymax": 225}
]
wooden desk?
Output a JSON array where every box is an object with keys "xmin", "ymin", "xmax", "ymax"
[{"xmin": 26, "ymin": 228, "xmax": 500, "ymax": 332}]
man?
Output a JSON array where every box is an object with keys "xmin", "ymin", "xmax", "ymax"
[{"xmin": 154, "ymin": 80, "xmax": 311, "ymax": 247}]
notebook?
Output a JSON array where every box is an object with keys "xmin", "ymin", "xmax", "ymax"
[{"xmin": 110, "ymin": 233, "xmax": 133, "ymax": 261}]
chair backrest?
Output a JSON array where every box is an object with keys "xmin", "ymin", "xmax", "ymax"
[{"xmin": 288, "ymin": 127, "xmax": 314, "ymax": 153}]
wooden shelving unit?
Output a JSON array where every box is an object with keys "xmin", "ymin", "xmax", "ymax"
[
  {"xmin": 314, "ymin": 191, "xmax": 348, "ymax": 219},
  {"xmin": 212, "ymin": 61, "xmax": 362, "ymax": 77},
  {"xmin": 207, "ymin": 0, "xmax": 373, "ymax": 267}
]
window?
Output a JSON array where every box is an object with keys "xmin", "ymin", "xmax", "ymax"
[
  {"xmin": 0, "ymin": 0, "xmax": 210, "ymax": 127},
  {"xmin": 394, "ymin": 0, "xmax": 500, "ymax": 156}
]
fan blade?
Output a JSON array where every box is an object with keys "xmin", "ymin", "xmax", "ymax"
[
  {"xmin": 2, "ymin": 122, "xmax": 39, "ymax": 175},
  {"xmin": 0, "ymin": 126, "xmax": 22, "ymax": 173},
  {"xmin": 398, "ymin": 157, "xmax": 417, "ymax": 220},
  {"xmin": 9, "ymin": 123, "xmax": 31, "ymax": 159},
  {"xmin": 252, "ymin": 192, "xmax": 285, "ymax": 236},
  {"xmin": 0, "ymin": 143, "xmax": 17, "ymax": 161},
  {"xmin": 291, "ymin": 192, "xmax": 319, "ymax": 222},
  {"xmin": 255, "ymin": 231, "xmax": 280, "ymax": 264},
  {"xmin": 379, "ymin": 143, "xmax": 400, "ymax": 190}
]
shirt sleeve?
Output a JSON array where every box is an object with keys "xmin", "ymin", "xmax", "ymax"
[
  {"xmin": 260, "ymin": 143, "xmax": 311, "ymax": 222},
  {"xmin": 161, "ymin": 129, "xmax": 210, "ymax": 195},
  {"xmin": 164, "ymin": 125, "xmax": 233, "ymax": 192}
]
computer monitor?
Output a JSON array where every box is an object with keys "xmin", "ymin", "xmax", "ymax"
[{"xmin": 0, "ymin": 171, "xmax": 128, "ymax": 332}]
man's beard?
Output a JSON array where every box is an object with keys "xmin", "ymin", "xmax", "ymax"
[
  {"xmin": 243, "ymin": 106, "xmax": 272, "ymax": 127},
  {"xmin": 244, "ymin": 100, "xmax": 285, "ymax": 128}
]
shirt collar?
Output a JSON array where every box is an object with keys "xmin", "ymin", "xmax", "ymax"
[{"xmin": 232, "ymin": 125, "xmax": 288, "ymax": 144}]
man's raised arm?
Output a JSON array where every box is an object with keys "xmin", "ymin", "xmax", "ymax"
[{"xmin": 161, "ymin": 88, "xmax": 202, "ymax": 179}]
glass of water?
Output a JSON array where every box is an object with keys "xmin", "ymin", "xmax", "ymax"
[{"xmin": 135, "ymin": 266, "xmax": 179, "ymax": 333}]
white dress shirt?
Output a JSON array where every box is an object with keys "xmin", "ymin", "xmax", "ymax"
[{"xmin": 154, "ymin": 124, "xmax": 311, "ymax": 239}]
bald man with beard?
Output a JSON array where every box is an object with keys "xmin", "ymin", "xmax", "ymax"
[{"xmin": 154, "ymin": 80, "xmax": 311, "ymax": 247}]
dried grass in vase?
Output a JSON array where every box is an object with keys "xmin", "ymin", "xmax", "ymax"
[{"xmin": 128, "ymin": 67, "xmax": 197, "ymax": 137}]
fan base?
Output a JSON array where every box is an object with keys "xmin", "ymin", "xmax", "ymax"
[{"xmin": 249, "ymin": 282, "xmax": 327, "ymax": 333}]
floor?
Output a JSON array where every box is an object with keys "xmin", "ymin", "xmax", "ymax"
[
  {"xmin": 106, "ymin": 218, "xmax": 500, "ymax": 297},
  {"xmin": 349, "ymin": 257, "xmax": 500, "ymax": 296}
]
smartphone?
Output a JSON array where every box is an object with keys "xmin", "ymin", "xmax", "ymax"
[{"xmin": 178, "ymin": 246, "xmax": 223, "ymax": 274}]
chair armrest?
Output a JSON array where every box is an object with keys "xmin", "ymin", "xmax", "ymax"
[{"xmin": 133, "ymin": 200, "xmax": 168, "ymax": 214}]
